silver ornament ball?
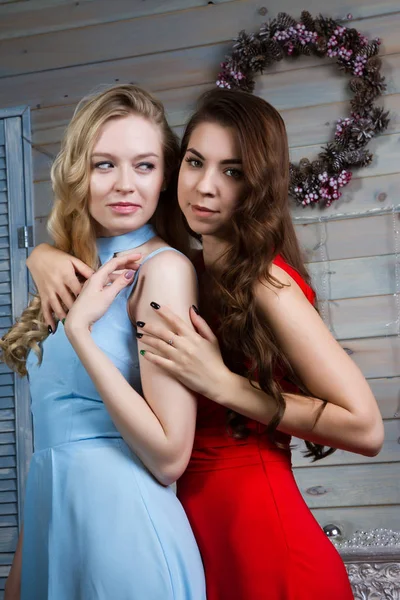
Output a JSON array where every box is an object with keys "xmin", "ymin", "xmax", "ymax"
[{"xmin": 323, "ymin": 524, "xmax": 343, "ymax": 539}]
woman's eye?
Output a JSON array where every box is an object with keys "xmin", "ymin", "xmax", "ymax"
[
  {"xmin": 225, "ymin": 168, "xmax": 243, "ymax": 180},
  {"xmin": 94, "ymin": 161, "xmax": 113, "ymax": 170},
  {"xmin": 137, "ymin": 162, "xmax": 155, "ymax": 172},
  {"xmin": 185, "ymin": 157, "xmax": 202, "ymax": 168}
]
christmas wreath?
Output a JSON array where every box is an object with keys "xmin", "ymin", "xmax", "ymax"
[{"xmin": 216, "ymin": 11, "xmax": 390, "ymax": 208}]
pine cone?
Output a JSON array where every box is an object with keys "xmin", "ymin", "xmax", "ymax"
[
  {"xmin": 349, "ymin": 77, "xmax": 367, "ymax": 93},
  {"xmin": 315, "ymin": 37, "xmax": 328, "ymax": 55},
  {"xmin": 258, "ymin": 22, "xmax": 271, "ymax": 41},
  {"xmin": 263, "ymin": 39, "xmax": 284, "ymax": 61},
  {"xmin": 350, "ymin": 117, "xmax": 375, "ymax": 145},
  {"xmin": 345, "ymin": 148, "xmax": 373, "ymax": 167},
  {"xmin": 319, "ymin": 143, "xmax": 339, "ymax": 163},
  {"xmin": 359, "ymin": 150, "xmax": 374, "ymax": 167},
  {"xmin": 249, "ymin": 54, "xmax": 268, "ymax": 72},
  {"xmin": 366, "ymin": 56, "xmax": 382, "ymax": 72},
  {"xmin": 311, "ymin": 159, "xmax": 325, "ymax": 173},
  {"xmin": 335, "ymin": 127, "xmax": 352, "ymax": 149},
  {"xmin": 370, "ymin": 106, "xmax": 390, "ymax": 132},
  {"xmin": 362, "ymin": 41, "xmax": 380, "ymax": 58},
  {"xmin": 300, "ymin": 11, "xmax": 316, "ymax": 32},
  {"xmin": 267, "ymin": 18, "xmax": 278, "ymax": 38},
  {"xmin": 233, "ymin": 31, "xmax": 256, "ymax": 58},
  {"xmin": 332, "ymin": 151, "xmax": 348, "ymax": 171},
  {"xmin": 289, "ymin": 163, "xmax": 301, "ymax": 180},
  {"xmin": 350, "ymin": 96, "xmax": 373, "ymax": 116},
  {"xmin": 314, "ymin": 15, "xmax": 339, "ymax": 37},
  {"xmin": 344, "ymin": 28, "xmax": 361, "ymax": 47},
  {"xmin": 294, "ymin": 40, "xmax": 312, "ymax": 55},
  {"xmin": 366, "ymin": 72, "xmax": 386, "ymax": 93},
  {"xmin": 276, "ymin": 12, "xmax": 297, "ymax": 30},
  {"xmin": 299, "ymin": 158, "xmax": 312, "ymax": 173}
]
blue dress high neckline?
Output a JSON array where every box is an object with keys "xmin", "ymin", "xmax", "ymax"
[{"xmin": 96, "ymin": 224, "xmax": 157, "ymax": 264}]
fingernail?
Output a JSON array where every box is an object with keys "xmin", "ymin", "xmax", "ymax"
[
  {"xmin": 150, "ymin": 302, "xmax": 160, "ymax": 310},
  {"xmin": 47, "ymin": 325, "xmax": 53, "ymax": 335},
  {"xmin": 140, "ymin": 349, "xmax": 146, "ymax": 356},
  {"xmin": 192, "ymin": 304, "xmax": 200, "ymax": 315},
  {"xmin": 136, "ymin": 321, "xmax": 145, "ymax": 328},
  {"xmin": 124, "ymin": 270, "xmax": 135, "ymax": 280},
  {"xmin": 61, "ymin": 318, "xmax": 66, "ymax": 325},
  {"xmin": 136, "ymin": 332, "xmax": 143, "ymax": 339}
]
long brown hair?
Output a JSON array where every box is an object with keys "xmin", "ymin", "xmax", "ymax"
[
  {"xmin": 1, "ymin": 84, "xmax": 189, "ymax": 376},
  {"xmin": 181, "ymin": 89, "xmax": 333, "ymax": 461}
]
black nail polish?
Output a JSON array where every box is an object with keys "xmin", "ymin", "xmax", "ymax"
[
  {"xmin": 47, "ymin": 325, "xmax": 53, "ymax": 335},
  {"xmin": 150, "ymin": 302, "xmax": 160, "ymax": 310},
  {"xmin": 136, "ymin": 321, "xmax": 145, "ymax": 328},
  {"xmin": 192, "ymin": 304, "xmax": 200, "ymax": 315},
  {"xmin": 136, "ymin": 332, "xmax": 143, "ymax": 339}
]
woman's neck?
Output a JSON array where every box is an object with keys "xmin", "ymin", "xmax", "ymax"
[{"xmin": 201, "ymin": 234, "xmax": 230, "ymax": 270}]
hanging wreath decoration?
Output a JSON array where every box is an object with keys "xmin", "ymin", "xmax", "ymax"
[{"xmin": 216, "ymin": 11, "xmax": 390, "ymax": 208}]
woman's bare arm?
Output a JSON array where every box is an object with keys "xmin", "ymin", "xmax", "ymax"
[{"xmin": 65, "ymin": 251, "xmax": 199, "ymax": 485}]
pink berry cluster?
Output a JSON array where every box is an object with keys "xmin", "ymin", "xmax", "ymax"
[
  {"xmin": 294, "ymin": 169, "xmax": 352, "ymax": 207},
  {"xmin": 353, "ymin": 54, "xmax": 367, "ymax": 76},
  {"xmin": 216, "ymin": 63, "xmax": 245, "ymax": 89},
  {"xmin": 273, "ymin": 23, "xmax": 318, "ymax": 55},
  {"xmin": 317, "ymin": 169, "xmax": 352, "ymax": 206},
  {"xmin": 335, "ymin": 117, "xmax": 353, "ymax": 139}
]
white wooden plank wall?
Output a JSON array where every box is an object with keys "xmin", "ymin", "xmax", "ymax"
[{"xmin": 0, "ymin": 0, "xmax": 399, "ymax": 554}]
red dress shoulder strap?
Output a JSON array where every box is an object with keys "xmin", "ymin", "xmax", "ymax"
[{"xmin": 272, "ymin": 254, "xmax": 315, "ymax": 305}]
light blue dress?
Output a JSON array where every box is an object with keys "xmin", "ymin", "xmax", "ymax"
[{"xmin": 21, "ymin": 225, "xmax": 206, "ymax": 600}]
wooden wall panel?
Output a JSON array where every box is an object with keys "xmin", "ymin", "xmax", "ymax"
[
  {"xmin": 29, "ymin": 92, "xmax": 400, "ymax": 148},
  {"xmin": 0, "ymin": 1, "xmax": 267, "ymax": 77},
  {"xmin": 339, "ymin": 337, "xmax": 400, "ymax": 379},
  {"xmin": 32, "ymin": 181, "xmax": 52, "ymax": 218},
  {"xmin": 0, "ymin": 45, "xmax": 223, "ymax": 111},
  {"xmin": 368, "ymin": 378, "xmax": 400, "ymax": 418},
  {"xmin": 309, "ymin": 254, "xmax": 398, "ymax": 300},
  {"xmin": 324, "ymin": 295, "xmax": 399, "ymax": 340},
  {"xmin": 294, "ymin": 462, "xmax": 400, "ymax": 508},
  {"xmin": 0, "ymin": 0, "xmax": 235, "ymax": 40},
  {"xmin": 1, "ymin": 11, "xmax": 399, "ymax": 109},
  {"xmin": 296, "ymin": 213, "xmax": 399, "ymax": 262}
]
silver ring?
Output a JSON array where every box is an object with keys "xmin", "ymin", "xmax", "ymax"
[{"xmin": 167, "ymin": 339, "xmax": 174, "ymax": 346}]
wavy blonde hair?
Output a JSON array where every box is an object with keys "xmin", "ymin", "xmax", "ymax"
[{"xmin": 1, "ymin": 84, "xmax": 187, "ymax": 376}]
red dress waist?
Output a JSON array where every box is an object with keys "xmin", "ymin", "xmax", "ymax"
[{"xmin": 187, "ymin": 422, "xmax": 292, "ymax": 472}]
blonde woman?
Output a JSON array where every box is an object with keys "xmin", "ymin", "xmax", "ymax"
[{"xmin": 1, "ymin": 85, "xmax": 205, "ymax": 600}]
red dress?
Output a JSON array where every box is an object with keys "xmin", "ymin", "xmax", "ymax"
[{"xmin": 177, "ymin": 255, "xmax": 353, "ymax": 600}]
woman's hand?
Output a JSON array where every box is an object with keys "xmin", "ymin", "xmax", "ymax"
[
  {"xmin": 27, "ymin": 244, "xmax": 95, "ymax": 331},
  {"xmin": 65, "ymin": 255, "xmax": 141, "ymax": 337},
  {"xmin": 137, "ymin": 304, "xmax": 231, "ymax": 399}
]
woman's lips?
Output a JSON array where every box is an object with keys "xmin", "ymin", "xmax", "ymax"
[
  {"xmin": 108, "ymin": 203, "xmax": 140, "ymax": 214},
  {"xmin": 191, "ymin": 205, "xmax": 218, "ymax": 217}
]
